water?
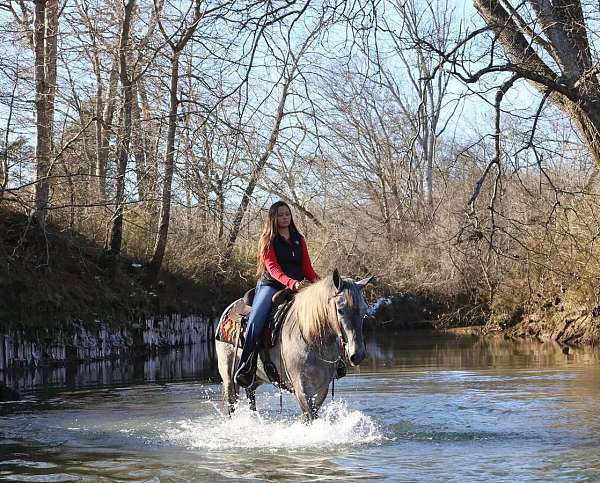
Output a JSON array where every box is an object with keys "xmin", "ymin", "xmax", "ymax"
[{"xmin": 1, "ymin": 331, "xmax": 600, "ymax": 481}]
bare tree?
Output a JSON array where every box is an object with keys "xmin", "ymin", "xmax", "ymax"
[
  {"xmin": 75, "ymin": 1, "xmax": 120, "ymax": 199},
  {"xmin": 0, "ymin": 61, "xmax": 20, "ymax": 205},
  {"xmin": 146, "ymin": 0, "xmax": 203, "ymax": 282},
  {"xmin": 105, "ymin": 0, "xmax": 163, "ymax": 260},
  {"xmin": 468, "ymin": 0, "xmax": 600, "ymax": 165},
  {"xmin": 106, "ymin": 0, "xmax": 136, "ymax": 258},
  {"xmin": 32, "ymin": 0, "xmax": 59, "ymax": 228},
  {"xmin": 379, "ymin": 0, "xmax": 456, "ymax": 209},
  {"xmin": 224, "ymin": 27, "xmax": 320, "ymax": 260}
]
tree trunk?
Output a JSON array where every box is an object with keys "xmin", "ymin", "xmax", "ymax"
[
  {"xmin": 569, "ymin": 101, "xmax": 600, "ymax": 167},
  {"xmin": 131, "ymin": 80, "xmax": 149, "ymax": 201},
  {"xmin": 97, "ymin": 61, "xmax": 119, "ymax": 199},
  {"xmin": 147, "ymin": 55, "xmax": 180, "ymax": 282},
  {"xmin": 146, "ymin": 0, "xmax": 202, "ymax": 281},
  {"xmin": 45, "ymin": 0, "xmax": 58, "ymax": 147},
  {"xmin": 32, "ymin": 0, "xmax": 58, "ymax": 228},
  {"xmin": 1, "ymin": 80, "xmax": 17, "ymax": 204},
  {"xmin": 106, "ymin": 0, "xmax": 135, "ymax": 258},
  {"xmin": 138, "ymin": 79, "xmax": 158, "ymax": 199},
  {"xmin": 216, "ymin": 179, "xmax": 225, "ymax": 240},
  {"xmin": 94, "ymin": 60, "xmax": 103, "ymax": 185}
]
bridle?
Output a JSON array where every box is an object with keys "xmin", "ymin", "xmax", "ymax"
[
  {"xmin": 330, "ymin": 290, "xmax": 348, "ymax": 359},
  {"xmin": 328, "ymin": 289, "xmax": 354, "ymax": 400},
  {"xmin": 329, "ymin": 288, "xmax": 369, "ymax": 364}
]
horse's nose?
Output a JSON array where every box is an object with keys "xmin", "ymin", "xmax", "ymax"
[{"xmin": 349, "ymin": 350, "xmax": 366, "ymax": 366}]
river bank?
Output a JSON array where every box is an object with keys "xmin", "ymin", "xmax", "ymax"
[
  {"xmin": 503, "ymin": 308, "xmax": 600, "ymax": 346},
  {"xmin": 446, "ymin": 308, "xmax": 600, "ymax": 347},
  {"xmin": 0, "ymin": 208, "xmax": 245, "ymax": 327},
  {"xmin": 2, "ymin": 205, "xmax": 598, "ymax": 401}
]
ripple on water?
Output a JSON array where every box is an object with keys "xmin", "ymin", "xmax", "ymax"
[
  {"xmin": 387, "ymin": 418, "xmax": 542, "ymax": 444},
  {"xmin": 165, "ymin": 399, "xmax": 385, "ymax": 451},
  {"xmin": 0, "ymin": 461, "xmax": 74, "ymax": 483},
  {"xmin": 0, "ymin": 460, "xmax": 58, "ymax": 470}
]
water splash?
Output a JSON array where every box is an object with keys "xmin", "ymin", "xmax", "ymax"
[{"xmin": 166, "ymin": 399, "xmax": 384, "ymax": 451}]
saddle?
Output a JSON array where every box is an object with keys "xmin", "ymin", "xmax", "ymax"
[
  {"xmin": 216, "ymin": 287, "xmax": 294, "ymax": 388},
  {"xmin": 216, "ymin": 287, "xmax": 294, "ymax": 348}
]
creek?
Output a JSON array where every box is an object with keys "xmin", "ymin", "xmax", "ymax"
[{"xmin": 1, "ymin": 331, "xmax": 599, "ymax": 481}]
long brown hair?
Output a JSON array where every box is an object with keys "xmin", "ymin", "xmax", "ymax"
[{"xmin": 256, "ymin": 201, "xmax": 302, "ymax": 277}]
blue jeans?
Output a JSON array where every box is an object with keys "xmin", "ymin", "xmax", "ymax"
[{"xmin": 237, "ymin": 282, "xmax": 278, "ymax": 371}]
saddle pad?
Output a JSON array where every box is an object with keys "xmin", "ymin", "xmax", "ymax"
[
  {"xmin": 216, "ymin": 297, "xmax": 249, "ymax": 346},
  {"xmin": 217, "ymin": 317, "xmax": 246, "ymax": 346},
  {"xmin": 217, "ymin": 296, "xmax": 293, "ymax": 347}
]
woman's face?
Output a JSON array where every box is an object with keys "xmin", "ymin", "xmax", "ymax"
[{"xmin": 276, "ymin": 205, "xmax": 292, "ymax": 229}]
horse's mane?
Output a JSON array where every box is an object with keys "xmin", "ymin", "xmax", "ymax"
[
  {"xmin": 291, "ymin": 278, "xmax": 333, "ymax": 340},
  {"xmin": 291, "ymin": 276, "xmax": 362, "ymax": 340}
]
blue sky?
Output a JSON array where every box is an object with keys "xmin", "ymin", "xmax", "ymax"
[{"xmin": 0, "ymin": 0, "xmax": 585, "ymax": 176}]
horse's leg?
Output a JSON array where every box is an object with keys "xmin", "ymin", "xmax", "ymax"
[
  {"xmin": 292, "ymin": 378, "xmax": 319, "ymax": 423},
  {"xmin": 216, "ymin": 341, "xmax": 238, "ymax": 414},
  {"xmin": 311, "ymin": 385, "xmax": 330, "ymax": 415},
  {"xmin": 223, "ymin": 380, "xmax": 238, "ymax": 414},
  {"xmin": 246, "ymin": 385, "xmax": 257, "ymax": 411}
]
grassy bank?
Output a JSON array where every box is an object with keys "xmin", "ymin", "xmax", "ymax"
[
  {"xmin": 0, "ymin": 208, "xmax": 251, "ymax": 327},
  {"xmin": 3, "ymin": 202, "xmax": 599, "ymax": 348},
  {"xmin": 0, "ymin": 206, "xmax": 482, "ymax": 329}
]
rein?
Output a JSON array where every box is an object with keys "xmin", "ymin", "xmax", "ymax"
[
  {"xmin": 329, "ymin": 292, "xmax": 346, "ymax": 400},
  {"xmin": 330, "ymin": 291, "xmax": 347, "ymax": 344}
]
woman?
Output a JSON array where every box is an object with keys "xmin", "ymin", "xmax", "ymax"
[{"xmin": 235, "ymin": 201, "xmax": 320, "ymax": 387}]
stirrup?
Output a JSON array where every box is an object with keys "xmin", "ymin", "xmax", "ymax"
[
  {"xmin": 235, "ymin": 369, "xmax": 255, "ymax": 388},
  {"xmin": 235, "ymin": 350, "xmax": 259, "ymax": 388}
]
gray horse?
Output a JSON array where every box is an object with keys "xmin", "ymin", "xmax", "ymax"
[{"xmin": 216, "ymin": 269, "xmax": 373, "ymax": 422}]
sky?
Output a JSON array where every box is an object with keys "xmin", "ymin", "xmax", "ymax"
[{"xmin": 0, "ymin": 0, "xmax": 589, "ymax": 182}]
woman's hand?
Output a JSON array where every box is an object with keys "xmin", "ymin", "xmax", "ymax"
[{"xmin": 294, "ymin": 279, "xmax": 311, "ymax": 291}]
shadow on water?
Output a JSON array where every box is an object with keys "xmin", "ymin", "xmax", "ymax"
[{"xmin": 0, "ymin": 341, "xmax": 220, "ymax": 393}]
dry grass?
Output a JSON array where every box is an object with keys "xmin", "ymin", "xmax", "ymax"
[{"xmin": 5, "ymin": 159, "xmax": 600, "ymax": 337}]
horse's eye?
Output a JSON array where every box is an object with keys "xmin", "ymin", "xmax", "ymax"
[{"xmin": 337, "ymin": 308, "xmax": 344, "ymax": 314}]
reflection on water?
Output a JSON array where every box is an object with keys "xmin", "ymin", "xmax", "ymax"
[
  {"xmin": 1, "ymin": 330, "xmax": 600, "ymax": 481},
  {"xmin": 0, "ymin": 343, "xmax": 218, "ymax": 392},
  {"xmin": 364, "ymin": 330, "xmax": 600, "ymax": 370}
]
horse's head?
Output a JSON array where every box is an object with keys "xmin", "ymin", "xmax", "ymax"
[{"xmin": 329, "ymin": 269, "xmax": 374, "ymax": 366}]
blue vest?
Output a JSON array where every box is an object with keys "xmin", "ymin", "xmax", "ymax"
[{"xmin": 260, "ymin": 231, "xmax": 304, "ymax": 289}]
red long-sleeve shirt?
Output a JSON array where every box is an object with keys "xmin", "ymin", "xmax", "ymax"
[{"xmin": 263, "ymin": 237, "xmax": 320, "ymax": 290}]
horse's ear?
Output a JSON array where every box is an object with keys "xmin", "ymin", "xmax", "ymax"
[
  {"xmin": 356, "ymin": 275, "xmax": 375, "ymax": 289},
  {"xmin": 332, "ymin": 268, "xmax": 343, "ymax": 292}
]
